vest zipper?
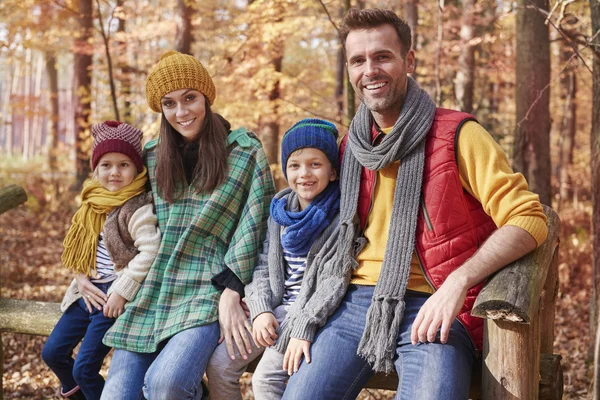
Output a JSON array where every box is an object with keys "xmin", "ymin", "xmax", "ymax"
[
  {"xmin": 420, "ymin": 196, "xmax": 434, "ymax": 232},
  {"xmin": 414, "ymin": 248, "xmax": 435, "ymax": 289}
]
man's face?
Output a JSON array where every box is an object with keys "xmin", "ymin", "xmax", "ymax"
[{"xmin": 345, "ymin": 24, "xmax": 415, "ymax": 127}]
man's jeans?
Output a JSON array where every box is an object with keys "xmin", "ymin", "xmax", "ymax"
[
  {"xmin": 42, "ymin": 281, "xmax": 115, "ymax": 400},
  {"xmin": 283, "ymin": 285, "xmax": 476, "ymax": 400},
  {"xmin": 100, "ymin": 321, "xmax": 219, "ymax": 400}
]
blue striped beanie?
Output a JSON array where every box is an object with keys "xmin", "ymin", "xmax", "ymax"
[{"xmin": 281, "ymin": 118, "xmax": 339, "ymax": 179}]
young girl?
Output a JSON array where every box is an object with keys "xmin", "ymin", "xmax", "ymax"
[
  {"xmin": 206, "ymin": 118, "xmax": 341, "ymax": 400},
  {"xmin": 100, "ymin": 50, "xmax": 275, "ymax": 400},
  {"xmin": 41, "ymin": 121, "xmax": 161, "ymax": 400}
]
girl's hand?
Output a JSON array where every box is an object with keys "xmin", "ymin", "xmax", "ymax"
[
  {"xmin": 283, "ymin": 338, "xmax": 311, "ymax": 376},
  {"xmin": 75, "ymin": 273, "xmax": 108, "ymax": 312},
  {"xmin": 218, "ymin": 288, "xmax": 254, "ymax": 360},
  {"xmin": 103, "ymin": 293, "xmax": 127, "ymax": 318},
  {"xmin": 252, "ymin": 312, "xmax": 278, "ymax": 347}
]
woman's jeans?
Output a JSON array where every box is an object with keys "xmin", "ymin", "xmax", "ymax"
[
  {"xmin": 100, "ymin": 321, "xmax": 220, "ymax": 400},
  {"xmin": 42, "ymin": 281, "xmax": 115, "ymax": 400},
  {"xmin": 283, "ymin": 285, "xmax": 476, "ymax": 400}
]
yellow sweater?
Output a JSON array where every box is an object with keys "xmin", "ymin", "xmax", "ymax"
[{"xmin": 351, "ymin": 121, "xmax": 548, "ymax": 292}]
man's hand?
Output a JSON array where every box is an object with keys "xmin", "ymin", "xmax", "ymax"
[
  {"xmin": 252, "ymin": 312, "xmax": 279, "ymax": 347},
  {"xmin": 218, "ymin": 288, "xmax": 254, "ymax": 360},
  {"xmin": 104, "ymin": 293, "xmax": 127, "ymax": 318},
  {"xmin": 410, "ymin": 274, "xmax": 468, "ymax": 345},
  {"xmin": 75, "ymin": 273, "xmax": 107, "ymax": 313},
  {"xmin": 283, "ymin": 338, "xmax": 311, "ymax": 376}
]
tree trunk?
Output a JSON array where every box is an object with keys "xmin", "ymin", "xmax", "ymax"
[
  {"xmin": 557, "ymin": 44, "xmax": 576, "ymax": 209},
  {"xmin": 46, "ymin": 52, "xmax": 60, "ymax": 173},
  {"xmin": 513, "ymin": 0, "xmax": 551, "ymax": 206},
  {"xmin": 589, "ymin": 2, "xmax": 600, "ymax": 397},
  {"xmin": 260, "ymin": 41, "xmax": 283, "ymax": 168},
  {"xmin": 116, "ymin": 0, "xmax": 132, "ymax": 122},
  {"xmin": 344, "ymin": 0, "xmax": 355, "ymax": 120},
  {"xmin": 22, "ymin": 48, "xmax": 32, "ymax": 161},
  {"xmin": 74, "ymin": 0, "xmax": 94, "ymax": 189},
  {"xmin": 455, "ymin": 0, "xmax": 476, "ymax": 113},
  {"xmin": 434, "ymin": 0, "xmax": 444, "ymax": 105},
  {"xmin": 404, "ymin": 0, "xmax": 418, "ymax": 77},
  {"xmin": 32, "ymin": 52, "xmax": 44, "ymax": 157},
  {"xmin": 176, "ymin": 0, "xmax": 194, "ymax": 55},
  {"xmin": 335, "ymin": 6, "xmax": 344, "ymax": 123}
]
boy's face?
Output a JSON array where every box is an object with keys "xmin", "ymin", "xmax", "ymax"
[
  {"xmin": 286, "ymin": 148, "xmax": 337, "ymax": 210},
  {"xmin": 96, "ymin": 152, "xmax": 137, "ymax": 192}
]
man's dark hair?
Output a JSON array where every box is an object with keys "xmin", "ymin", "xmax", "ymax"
[{"xmin": 339, "ymin": 8, "xmax": 412, "ymax": 57}]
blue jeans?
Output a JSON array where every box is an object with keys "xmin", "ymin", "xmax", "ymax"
[
  {"xmin": 42, "ymin": 281, "xmax": 115, "ymax": 400},
  {"xmin": 283, "ymin": 285, "xmax": 476, "ymax": 400},
  {"xmin": 100, "ymin": 321, "xmax": 220, "ymax": 400}
]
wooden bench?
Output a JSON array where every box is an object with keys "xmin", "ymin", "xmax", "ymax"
[{"xmin": 0, "ymin": 185, "xmax": 563, "ymax": 399}]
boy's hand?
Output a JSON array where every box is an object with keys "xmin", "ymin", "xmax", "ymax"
[
  {"xmin": 75, "ymin": 273, "xmax": 107, "ymax": 313},
  {"xmin": 104, "ymin": 293, "xmax": 127, "ymax": 318},
  {"xmin": 218, "ymin": 288, "xmax": 254, "ymax": 360},
  {"xmin": 283, "ymin": 338, "xmax": 311, "ymax": 376},
  {"xmin": 252, "ymin": 312, "xmax": 278, "ymax": 347}
]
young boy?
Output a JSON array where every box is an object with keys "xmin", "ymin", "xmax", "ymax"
[{"xmin": 206, "ymin": 118, "xmax": 340, "ymax": 400}]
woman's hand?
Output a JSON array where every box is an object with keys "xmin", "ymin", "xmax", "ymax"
[
  {"xmin": 103, "ymin": 293, "xmax": 127, "ymax": 318},
  {"xmin": 283, "ymin": 338, "xmax": 311, "ymax": 376},
  {"xmin": 252, "ymin": 312, "xmax": 278, "ymax": 347},
  {"xmin": 218, "ymin": 288, "xmax": 254, "ymax": 360},
  {"xmin": 75, "ymin": 273, "xmax": 107, "ymax": 312}
]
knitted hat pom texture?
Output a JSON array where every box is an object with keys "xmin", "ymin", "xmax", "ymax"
[
  {"xmin": 146, "ymin": 50, "xmax": 216, "ymax": 113},
  {"xmin": 91, "ymin": 120, "xmax": 144, "ymax": 172},
  {"xmin": 281, "ymin": 118, "xmax": 340, "ymax": 179}
]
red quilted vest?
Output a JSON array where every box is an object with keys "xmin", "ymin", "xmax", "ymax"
[{"xmin": 339, "ymin": 108, "xmax": 497, "ymax": 350}]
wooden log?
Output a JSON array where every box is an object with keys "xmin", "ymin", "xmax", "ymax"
[
  {"xmin": 0, "ymin": 298, "xmax": 62, "ymax": 336},
  {"xmin": 0, "ymin": 184, "xmax": 27, "ymax": 215},
  {"xmin": 539, "ymin": 354, "xmax": 563, "ymax": 400},
  {"xmin": 482, "ymin": 317, "xmax": 540, "ymax": 399},
  {"xmin": 0, "ymin": 298, "xmax": 563, "ymax": 398},
  {"xmin": 472, "ymin": 206, "xmax": 561, "ymax": 323},
  {"xmin": 540, "ymin": 245, "xmax": 560, "ymax": 354}
]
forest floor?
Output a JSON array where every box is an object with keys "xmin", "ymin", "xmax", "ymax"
[{"xmin": 0, "ymin": 169, "xmax": 594, "ymax": 399}]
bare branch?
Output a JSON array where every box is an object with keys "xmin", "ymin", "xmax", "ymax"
[
  {"xmin": 316, "ymin": 0, "xmax": 339, "ymax": 32},
  {"xmin": 280, "ymin": 97, "xmax": 346, "ymax": 128}
]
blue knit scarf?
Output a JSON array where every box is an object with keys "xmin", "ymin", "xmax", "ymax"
[{"xmin": 270, "ymin": 181, "xmax": 340, "ymax": 254}]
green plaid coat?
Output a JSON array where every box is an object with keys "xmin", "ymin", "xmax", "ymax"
[{"xmin": 103, "ymin": 128, "xmax": 275, "ymax": 352}]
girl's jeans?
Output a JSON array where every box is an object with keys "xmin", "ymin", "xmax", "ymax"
[
  {"xmin": 100, "ymin": 321, "xmax": 220, "ymax": 400},
  {"xmin": 42, "ymin": 281, "xmax": 115, "ymax": 400},
  {"xmin": 283, "ymin": 284, "xmax": 476, "ymax": 400}
]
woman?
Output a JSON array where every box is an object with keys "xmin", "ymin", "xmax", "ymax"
[{"xmin": 101, "ymin": 50, "xmax": 275, "ymax": 400}]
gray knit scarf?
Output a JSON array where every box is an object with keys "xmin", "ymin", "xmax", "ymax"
[{"xmin": 342, "ymin": 77, "xmax": 436, "ymax": 373}]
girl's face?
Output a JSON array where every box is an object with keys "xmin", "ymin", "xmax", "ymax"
[
  {"xmin": 286, "ymin": 148, "xmax": 337, "ymax": 210},
  {"xmin": 161, "ymin": 89, "xmax": 206, "ymax": 142},
  {"xmin": 96, "ymin": 153, "xmax": 137, "ymax": 192}
]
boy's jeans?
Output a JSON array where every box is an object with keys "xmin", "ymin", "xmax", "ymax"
[
  {"xmin": 206, "ymin": 305, "xmax": 288, "ymax": 400},
  {"xmin": 283, "ymin": 284, "xmax": 476, "ymax": 400},
  {"xmin": 42, "ymin": 281, "xmax": 115, "ymax": 400}
]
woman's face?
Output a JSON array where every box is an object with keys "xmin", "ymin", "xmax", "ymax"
[{"xmin": 161, "ymin": 89, "xmax": 206, "ymax": 142}]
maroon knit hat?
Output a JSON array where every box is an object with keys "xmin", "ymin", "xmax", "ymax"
[{"xmin": 91, "ymin": 121, "xmax": 144, "ymax": 172}]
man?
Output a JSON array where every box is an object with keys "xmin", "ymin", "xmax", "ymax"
[{"xmin": 281, "ymin": 8, "xmax": 548, "ymax": 400}]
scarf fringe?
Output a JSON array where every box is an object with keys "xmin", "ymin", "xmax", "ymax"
[{"xmin": 357, "ymin": 298, "xmax": 406, "ymax": 374}]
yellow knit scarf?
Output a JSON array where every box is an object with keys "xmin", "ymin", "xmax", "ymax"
[{"xmin": 62, "ymin": 167, "xmax": 148, "ymax": 275}]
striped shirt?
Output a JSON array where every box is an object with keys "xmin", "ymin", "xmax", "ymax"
[
  {"xmin": 91, "ymin": 234, "xmax": 117, "ymax": 283},
  {"xmin": 282, "ymin": 249, "xmax": 307, "ymax": 305}
]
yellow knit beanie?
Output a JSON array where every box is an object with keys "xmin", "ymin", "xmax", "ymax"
[{"xmin": 145, "ymin": 50, "xmax": 216, "ymax": 113}]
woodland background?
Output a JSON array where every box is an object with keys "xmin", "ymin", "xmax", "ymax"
[{"xmin": 1, "ymin": 0, "xmax": 599, "ymax": 398}]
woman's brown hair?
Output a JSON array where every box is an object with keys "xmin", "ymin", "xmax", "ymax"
[{"xmin": 155, "ymin": 97, "xmax": 228, "ymax": 203}]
